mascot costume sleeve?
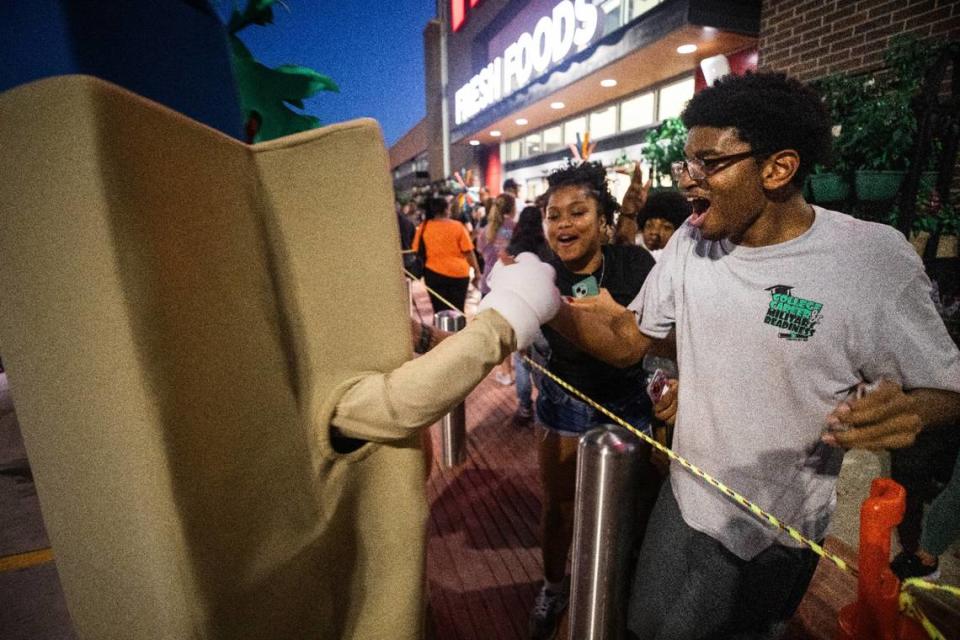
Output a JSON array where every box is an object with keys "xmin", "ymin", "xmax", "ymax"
[{"xmin": 0, "ymin": 63, "xmax": 557, "ymax": 640}]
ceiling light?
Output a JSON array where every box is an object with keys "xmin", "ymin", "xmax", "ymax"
[
  {"xmin": 515, "ymin": 117, "xmax": 528, "ymax": 125},
  {"xmin": 490, "ymin": 130, "xmax": 501, "ymax": 137},
  {"xmin": 550, "ymin": 101, "xmax": 565, "ymax": 109},
  {"xmin": 600, "ymin": 78, "xmax": 617, "ymax": 88},
  {"xmin": 676, "ymin": 44, "xmax": 698, "ymax": 54},
  {"xmin": 468, "ymin": 139, "xmax": 480, "ymax": 146}
]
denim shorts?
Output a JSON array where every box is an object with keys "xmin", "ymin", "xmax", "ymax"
[{"xmin": 535, "ymin": 375, "xmax": 652, "ymax": 438}]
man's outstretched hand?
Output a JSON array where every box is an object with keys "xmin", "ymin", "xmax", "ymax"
[{"xmin": 822, "ymin": 380, "xmax": 922, "ymax": 450}]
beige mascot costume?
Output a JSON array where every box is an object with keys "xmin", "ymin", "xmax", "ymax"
[{"xmin": 0, "ymin": 75, "xmax": 558, "ymax": 639}]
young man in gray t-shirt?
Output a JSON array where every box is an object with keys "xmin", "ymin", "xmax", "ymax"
[{"xmin": 542, "ymin": 72, "xmax": 960, "ymax": 638}]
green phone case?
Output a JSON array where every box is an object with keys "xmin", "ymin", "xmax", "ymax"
[{"xmin": 572, "ymin": 275, "xmax": 599, "ymax": 298}]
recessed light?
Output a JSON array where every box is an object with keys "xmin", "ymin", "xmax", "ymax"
[
  {"xmin": 468, "ymin": 139, "xmax": 480, "ymax": 146},
  {"xmin": 676, "ymin": 44, "xmax": 698, "ymax": 54},
  {"xmin": 515, "ymin": 117, "xmax": 528, "ymax": 125},
  {"xmin": 550, "ymin": 101, "xmax": 565, "ymax": 109},
  {"xmin": 600, "ymin": 78, "xmax": 617, "ymax": 88},
  {"xmin": 490, "ymin": 130, "xmax": 501, "ymax": 137}
]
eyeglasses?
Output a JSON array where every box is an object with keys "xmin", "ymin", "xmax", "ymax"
[{"xmin": 671, "ymin": 151, "xmax": 757, "ymax": 183}]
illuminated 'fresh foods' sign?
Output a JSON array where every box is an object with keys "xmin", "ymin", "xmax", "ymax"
[{"xmin": 454, "ymin": 0, "xmax": 600, "ymax": 125}]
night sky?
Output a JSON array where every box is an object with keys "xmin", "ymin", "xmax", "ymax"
[{"xmin": 219, "ymin": 1, "xmax": 438, "ymax": 147}]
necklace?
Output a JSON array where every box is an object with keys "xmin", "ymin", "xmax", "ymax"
[{"xmin": 595, "ymin": 252, "xmax": 606, "ymax": 287}]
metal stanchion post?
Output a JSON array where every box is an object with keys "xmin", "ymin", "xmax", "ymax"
[
  {"xmin": 433, "ymin": 310, "xmax": 466, "ymax": 467},
  {"xmin": 569, "ymin": 425, "xmax": 642, "ymax": 640}
]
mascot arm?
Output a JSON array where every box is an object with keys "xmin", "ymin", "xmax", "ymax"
[{"xmin": 330, "ymin": 310, "xmax": 515, "ymax": 442}]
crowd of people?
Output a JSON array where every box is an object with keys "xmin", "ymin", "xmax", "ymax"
[{"xmin": 398, "ymin": 71, "xmax": 960, "ymax": 640}]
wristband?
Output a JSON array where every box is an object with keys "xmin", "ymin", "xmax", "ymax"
[{"xmin": 414, "ymin": 323, "xmax": 431, "ymax": 354}]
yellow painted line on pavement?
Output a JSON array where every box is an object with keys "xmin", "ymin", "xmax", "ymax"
[{"xmin": 0, "ymin": 547, "xmax": 53, "ymax": 572}]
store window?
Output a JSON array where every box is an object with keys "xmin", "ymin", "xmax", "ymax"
[
  {"xmin": 600, "ymin": 0, "xmax": 621, "ymax": 35},
  {"xmin": 507, "ymin": 138, "xmax": 523, "ymax": 161},
  {"xmin": 625, "ymin": 0, "xmax": 664, "ymax": 21},
  {"xmin": 564, "ymin": 116, "xmax": 587, "ymax": 145},
  {"xmin": 589, "ymin": 105, "xmax": 618, "ymax": 140},
  {"xmin": 525, "ymin": 132, "xmax": 542, "ymax": 157},
  {"xmin": 542, "ymin": 125, "xmax": 563, "ymax": 152},
  {"xmin": 525, "ymin": 178, "xmax": 545, "ymax": 201},
  {"xmin": 657, "ymin": 76, "xmax": 695, "ymax": 121},
  {"xmin": 619, "ymin": 91, "xmax": 654, "ymax": 131}
]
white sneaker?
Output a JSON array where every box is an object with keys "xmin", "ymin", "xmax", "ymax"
[{"xmin": 529, "ymin": 584, "xmax": 568, "ymax": 639}]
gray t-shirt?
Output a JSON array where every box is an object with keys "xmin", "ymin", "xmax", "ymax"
[{"xmin": 628, "ymin": 206, "xmax": 960, "ymax": 560}]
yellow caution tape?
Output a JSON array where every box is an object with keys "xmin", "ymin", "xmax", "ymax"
[
  {"xmin": 899, "ymin": 578, "xmax": 960, "ymax": 640},
  {"xmin": 411, "ymin": 271, "xmax": 960, "ymax": 638},
  {"xmin": 520, "ymin": 355, "xmax": 854, "ymax": 576},
  {"xmin": 403, "ymin": 268, "xmax": 465, "ymax": 320},
  {"xmin": 408, "ymin": 270, "xmax": 853, "ymax": 574}
]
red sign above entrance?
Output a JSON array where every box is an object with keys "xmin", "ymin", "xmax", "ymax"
[{"xmin": 451, "ymin": 0, "xmax": 482, "ymax": 32}]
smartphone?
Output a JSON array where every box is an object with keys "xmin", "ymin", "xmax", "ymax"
[
  {"xmin": 647, "ymin": 368, "xmax": 669, "ymax": 404},
  {"xmin": 572, "ymin": 275, "xmax": 599, "ymax": 298}
]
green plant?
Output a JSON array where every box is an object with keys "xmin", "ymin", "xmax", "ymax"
[
  {"xmin": 883, "ymin": 34, "xmax": 943, "ymax": 95},
  {"xmin": 225, "ymin": 0, "xmax": 339, "ymax": 142},
  {"xmin": 837, "ymin": 90, "xmax": 916, "ymax": 171},
  {"xmin": 887, "ymin": 186, "xmax": 960, "ymax": 235},
  {"xmin": 811, "ymin": 73, "xmax": 873, "ymax": 175},
  {"xmin": 641, "ymin": 117, "xmax": 687, "ymax": 186},
  {"xmin": 814, "ymin": 35, "xmax": 949, "ymax": 176},
  {"xmin": 940, "ymin": 204, "xmax": 959, "ymax": 236}
]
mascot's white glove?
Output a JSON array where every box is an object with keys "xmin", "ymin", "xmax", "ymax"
[{"xmin": 478, "ymin": 252, "xmax": 560, "ymax": 349}]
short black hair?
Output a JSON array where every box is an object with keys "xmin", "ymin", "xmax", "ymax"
[
  {"xmin": 424, "ymin": 196, "xmax": 448, "ymax": 220},
  {"xmin": 544, "ymin": 161, "xmax": 620, "ymax": 225},
  {"xmin": 681, "ymin": 72, "xmax": 832, "ymax": 186},
  {"xmin": 639, "ymin": 189, "xmax": 690, "ymax": 228},
  {"xmin": 503, "ymin": 178, "xmax": 519, "ymax": 191}
]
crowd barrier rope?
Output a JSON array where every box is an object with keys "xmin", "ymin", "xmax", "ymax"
[{"xmin": 404, "ymin": 267, "xmax": 958, "ymax": 639}]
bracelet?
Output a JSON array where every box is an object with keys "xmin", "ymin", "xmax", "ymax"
[{"xmin": 415, "ymin": 323, "xmax": 432, "ymax": 354}]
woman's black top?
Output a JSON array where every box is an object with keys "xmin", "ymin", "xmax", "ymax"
[{"xmin": 541, "ymin": 244, "xmax": 655, "ymax": 403}]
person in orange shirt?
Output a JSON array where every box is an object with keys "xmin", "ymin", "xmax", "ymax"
[{"xmin": 412, "ymin": 196, "xmax": 481, "ymax": 313}]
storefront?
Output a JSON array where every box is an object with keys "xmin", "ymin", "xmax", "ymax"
[{"xmin": 441, "ymin": 0, "xmax": 761, "ymax": 201}]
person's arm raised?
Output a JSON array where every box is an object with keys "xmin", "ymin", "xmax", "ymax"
[{"xmin": 548, "ymin": 288, "xmax": 653, "ymax": 368}]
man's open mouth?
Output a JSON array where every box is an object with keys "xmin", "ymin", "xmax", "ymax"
[{"xmin": 688, "ymin": 196, "xmax": 711, "ymax": 227}]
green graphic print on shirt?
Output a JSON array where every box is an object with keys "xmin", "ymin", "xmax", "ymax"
[{"xmin": 763, "ymin": 284, "xmax": 824, "ymax": 341}]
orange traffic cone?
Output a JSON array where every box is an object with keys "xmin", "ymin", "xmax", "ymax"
[{"xmin": 836, "ymin": 478, "xmax": 927, "ymax": 639}]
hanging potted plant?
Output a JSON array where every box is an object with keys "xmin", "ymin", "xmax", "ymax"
[
  {"xmin": 808, "ymin": 164, "xmax": 851, "ymax": 203},
  {"xmin": 849, "ymin": 36, "xmax": 947, "ymax": 201},
  {"xmin": 841, "ymin": 89, "xmax": 916, "ymax": 201},
  {"xmin": 640, "ymin": 117, "xmax": 687, "ymax": 187},
  {"xmin": 808, "ymin": 73, "xmax": 868, "ymax": 204}
]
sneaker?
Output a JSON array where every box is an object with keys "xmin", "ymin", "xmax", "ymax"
[
  {"xmin": 529, "ymin": 584, "xmax": 568, "ymax": 640},
  {"xmin": 891, "ymin": 551, "xmax": 940, "ymax": 581}
]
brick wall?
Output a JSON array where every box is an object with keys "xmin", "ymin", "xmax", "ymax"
[
  {"xmin": 760, "ymin": 0, "xmax": 960, "ymax": 210},
  {"xmin": 759, "ymin": 0, "xmax": 959, "ymax": 82}
]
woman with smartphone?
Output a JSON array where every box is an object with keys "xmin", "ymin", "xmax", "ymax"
[{"xmin": 527, "ymin": 161, "xmax": 662, "ymax": 640}]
